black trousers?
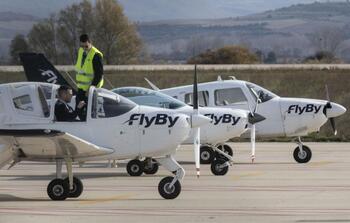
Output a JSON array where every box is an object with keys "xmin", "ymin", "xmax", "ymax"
[{"xmin": 76, "ymin": 89, "xmax": 88, "ymax": 121}]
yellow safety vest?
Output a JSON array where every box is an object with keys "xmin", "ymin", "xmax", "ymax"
[{"xmin": 75, "ymin": 46, "xmax": 104, "ymax": 91}]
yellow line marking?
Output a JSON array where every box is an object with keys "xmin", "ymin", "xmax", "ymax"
[
  {"xmin": 79, "ymin": 193, "xmax": 135, "ymax": 205},
  {"xmin": 231, "ymin": 172, "xmax": 264, "ymax": 180}
]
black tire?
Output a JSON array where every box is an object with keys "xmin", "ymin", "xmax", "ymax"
[
  {"xmin": 64, "ymin": 177, "xmax": 84, "ymax": 198},
  {"xmin": 47, "ymin": 178, "xmax": 69, "ymax": 201},
  {"xmin": 126, "ymin": 159, "xmax": 144, "ymax": 176},
  {"xmin": 200, "ymin": 146, "xmax": 214, "ymax": 164},
  {"xmin": 211, "ymin": 158, "xmax": 229, "ymax": 176},
  {"xmin": 143, "ymin": 159, "xmax": 159, "ymax": 175},
  {"xmin": 158, "ymin": 176, "xmax": 181, "ymax": 199},
  {"xmin": 218, "ymin": 144, "xmax": 233, "ymax": 156},
  {"xmin": 293, "ymin": 146, "xmax": 312, "ymax": 163}
]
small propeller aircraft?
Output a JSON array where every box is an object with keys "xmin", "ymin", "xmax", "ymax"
[
  {"xmin": 145, "ymin": 76, "xmax": 347, "ymax": 164},
  {"xmin": 0, "ymin": 53, "xmax": 217, "ymax": 200},
  {"xmin": 113, "ymin": 84, "xmax": 265, "ymax": 176},
  {"xmin": 19, "ymin": 53, "xmax": 265, "ymax": 176}
]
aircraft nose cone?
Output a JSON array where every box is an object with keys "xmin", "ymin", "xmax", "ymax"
[
  {"xmin": 327, "ymin": 103, "xmax": 347, "ymax": 118},
  {"xmin": 191, "ymin": 114, "xmax": 211, "ymax": 128}
]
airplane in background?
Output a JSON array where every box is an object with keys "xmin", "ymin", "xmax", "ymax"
[
  {"xmin": 113, "ymin": 85, "xmax": 265, "ymax": 175},
  {"xmin": 0, "ymin": 74, "xmax": 210, "ymax": 200},
  {"xmin": 145, "ymin": 76, "xmax": 346, "ymax": 164}
]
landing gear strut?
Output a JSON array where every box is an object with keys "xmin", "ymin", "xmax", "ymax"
[
  {"xmin": 199, "ymin": 144, "xmax": 233, "ymax": 176},
  {"xmin": 293, "ymin": 137, "xmax": 312, "ymax": 163},
  {"xmin": 126, "ymin": 158, "xmax": 159, "ymax": 176},
  {"xmin": 156, "ymin": 155, "xmax": 184, "ymax": 199},
  {"xmin": 47, "ymin": 159, "xmax": 84, "ymax": 200}
]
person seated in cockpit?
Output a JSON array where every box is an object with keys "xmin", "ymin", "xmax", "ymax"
[{"xmin": 55, "ymin": 85, "xmax": 86, "ymax": 122}]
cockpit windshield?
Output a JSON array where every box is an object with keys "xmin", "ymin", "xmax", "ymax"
[
  {"xmin": 246, "ymin": 83, "xmax": 277, "ymax": 103},
  {"xmin": 113, "ymin": 87, "xmax": 187, "ymax": 109},
  {"xmin": 91, "ymin": 88, "xmax": 136, "ymax": 118}
]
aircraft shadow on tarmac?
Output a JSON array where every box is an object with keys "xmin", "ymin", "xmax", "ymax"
[{"xmin": 0, "ymin": 194, "xmax": 49, "ymax": 202}]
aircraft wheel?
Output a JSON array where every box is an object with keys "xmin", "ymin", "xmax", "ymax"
[
  {"xmin": 127, "ymin": 159, "xmax": 144, "ymax": 176},
  {"xmin": 218, "ymin": 144, "xmax": 233, "ymax": 156},
  {"xmin": 200, "ymin": 146, "xmax": 214, "ymax": 164},
  {"xmin": 64, "ymin": 177, "xmax": 84, "ymax": 198},
  {"xmin": 158, "ymin": 176, "xmax": 181, "ymax": 199},
  {"xmin": 211, "ymin": 158, "xmax": 229, "ymax": 176},
  {"xmin": 293, "ymin": 146, "xmax": 312, "ymax": 163},
  {"xmin": 143, "ymin": 159, "xmax": 159, "ymax": 175},
  {"xmin": 47, "ymin": 178, "xmax": 69, "ymax": 201}
]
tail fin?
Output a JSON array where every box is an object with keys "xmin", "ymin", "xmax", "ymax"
[{"xmin": 19, "ymin": 53, "xmax": 75, "ymax": 90}]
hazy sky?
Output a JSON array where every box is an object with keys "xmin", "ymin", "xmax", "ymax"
[{"xmin": 0, "ymin": 0, "xmax": 336, "ymax": 21}]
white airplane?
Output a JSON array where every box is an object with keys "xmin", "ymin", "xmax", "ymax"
[
  {"xmin": 145, "ymin": 76, "xmax": 347, "ymax": 164},
  {"xmin": 113, "ymin": 86, "xmax": 265, "ymax": 175},
  {"xmin": 0, "ymin": 80, "xmax": 211, "ymax": 200}
]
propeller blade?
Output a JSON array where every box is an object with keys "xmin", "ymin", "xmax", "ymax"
[
  {"xmin": 330, "ymin": 117, "xmax": 337, "ymax": 136},
  {"xmin": 193, "ymin": 64, "xmax": 200, "ymax": 177},
  {"xmin": 248, "ymin": 113, "xmax": 266, "ymax": 125},
  {"xmin": 194, "ymin": 128, "xmax": 200, "ymax": 177},
  {"xmin": 193, "ymin": 64, "xmax": 198, "ymax": 111},
  {"xmin": 251, "ymin": 124, "xmax": 256, "ymax": 163},
  {"xmin": 325, "ymin": 84, "xmax": 330, "ymax": 101}
]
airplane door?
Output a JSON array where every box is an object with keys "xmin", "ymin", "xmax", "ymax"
[{"xmin": 87, "ymin": 88, "xmax": 140, "ymax": 158}]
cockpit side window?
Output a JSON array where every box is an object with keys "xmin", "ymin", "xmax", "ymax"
[
  {"xmin": 214, "ymin": 88, "xmax": 247, "ymax": 106},
  {"xmin": 246, "ymin": 83, "xmax": 276, "ymax": 103},
  {"xmin": 92, "ymin": 90, "xmax": 136, "ymax": 119},
  {"xmin": 13, "ymin": 95, "xmax": 33, "ymax": 111},
  {"xmin": 185, "ymin": 91, "xmax": 209, "ymax": 107}
]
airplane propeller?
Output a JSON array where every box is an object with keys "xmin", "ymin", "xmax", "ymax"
[
  {"xmin": 323, "ymin": 85, "xmax": 337, "ymax": 135},
  {"xmin": 191, "ymin": 65, "xmax": 211, "ymax": 177},
  {"xmin": 247, "ymin": 91, "xmax": 265, "ymax": 163}
]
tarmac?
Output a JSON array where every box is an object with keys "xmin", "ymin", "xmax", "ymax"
[{"xmin": 0, "ymin": 142, "xmax": 350, "ymax": 223}]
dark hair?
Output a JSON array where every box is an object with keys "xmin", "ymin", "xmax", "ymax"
[
  {"xmin": 80, "ymin": 34, "xmax": 90, "ymax": 42},
  {"xmin": 58, "ymin": 85, "xmax": 72, "ymax": 96}
]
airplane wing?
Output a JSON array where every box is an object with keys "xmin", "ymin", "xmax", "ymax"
[{"xmin": 0, "ymin": 130, "xmax": 114, "ymax": 167}]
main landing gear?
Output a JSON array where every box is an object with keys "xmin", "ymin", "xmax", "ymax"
[
  {"xmin": 126, "ymin": 158, "xmax": 159, "ymax": 176},
  {"xmin": 47, "ymin": 159, "xmax": 84, "ymax": 201},
  {"xmin": 200, "ymin": 144, "xmax": 233, "ymax": 176},
  {"xmin": 293, "ymin": 137, "xmax": 312, "ymax": 163},
  {"xmin": 155, "ymin": 155, "xmax": 184, "ymax": 199}
]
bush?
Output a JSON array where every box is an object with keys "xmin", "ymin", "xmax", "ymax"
[{"xmin": 187, "ymin": 45, "xmax": 259, "ymax": 64}]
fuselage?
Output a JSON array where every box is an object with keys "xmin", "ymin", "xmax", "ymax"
[
  {"xmin": 0, "ymin": 82, "xmax": 191, "ymax": 164},
  {"xmin": 113, "ymin": 87, "xmax": 250, "ymax": 145},
  {"xmin": 159, "ymin": 79, "xmax": 346, "ymax": 138}
]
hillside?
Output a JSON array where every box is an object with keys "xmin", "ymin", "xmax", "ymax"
[{"xmin": 137, "ymin": 2, "xmax": 350, "ymax": 63}]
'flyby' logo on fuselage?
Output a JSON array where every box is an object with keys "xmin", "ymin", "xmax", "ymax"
[
  {"xmin": 287, "ymin": 104, "xmax": 322, "ymax": 115},
  {"xmin": 125, "ymin": 113, "xmax": 179, "ymax": 128},
  {"xmin": 204, "ymin": 114, "xmax": 241, "ymax": 125}
]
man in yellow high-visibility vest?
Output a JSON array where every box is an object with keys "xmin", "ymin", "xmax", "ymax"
[{"xmin": 75, "ymin": 34, "xmax": 104, "ymax": 120}]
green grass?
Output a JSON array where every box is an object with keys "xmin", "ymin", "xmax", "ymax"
[{"xmin": 1, "ymin": 68, "xmax": 349, "ymax": 141}]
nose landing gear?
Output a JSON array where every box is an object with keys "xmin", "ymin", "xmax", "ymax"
[{"xmin": 293, "ymin": 137, "xmax": 312, "ymax": 163}]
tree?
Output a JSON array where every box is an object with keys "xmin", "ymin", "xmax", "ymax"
[
  {"xmin": 28, "ymin": 15, "xmax": 60, "ymax": 64},
  {"xmin": 9, "ymin": 34, "xmax": 30, "ymax": 64},
  {"xmin": 15, "ymin": 0, "xmax": 143, "ymax": 65},
  {"xmin": 264, "ymin": 51, "xmax": 277, "ymax": 64},
  {"xmin": 308, "ymin": 26, "xmax": 345, "ymax": 54},
  {"xmin": 94, "ymin": 0, "xmax": 142, "ymax": 64},
  {"xmin": 303, "ymin": 51, "xmax": 341, "ymax": 64},
  {"xmin": 187, "ymin": 45, "xmax": 258, "ymax": 64},
  {"xmin": 57, "ymin": 0, "xmax": 95, "ymax": 64}
]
